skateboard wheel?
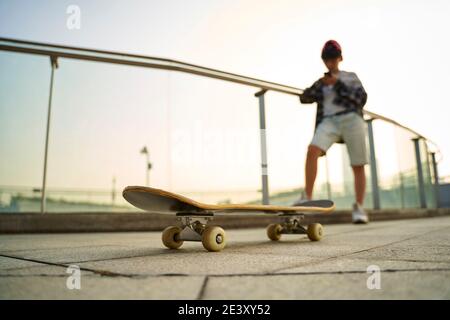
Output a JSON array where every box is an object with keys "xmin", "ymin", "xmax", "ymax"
[
  {"xmin": 162, "ymin": 226, "xmax": 184, "ymax": 249},
  {"xmin": 307, "ymin": 223, "xmax": 323, "ymax": 241},
  {"xmin": 202, "ymin": 226, "xmax": 226, "ymax": 252},
  {"xmin": 267, "ymin": 224, "xmax": 282, "ymax": 241}
]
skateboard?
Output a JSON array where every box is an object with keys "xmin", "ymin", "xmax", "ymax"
[{"xmin": 123, "ymin": 186, "xmax": 335, "ymax": 252}]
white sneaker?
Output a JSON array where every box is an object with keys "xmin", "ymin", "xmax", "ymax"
[
  {"xmin": 352, "ymin": 203, "xmax": 369, "ymax": 224},
  {"xmin": 292, "ymin": 191, "xmax": 311, "ymax": 206},
  {"xmin": 292, "ymin": 197, "xmax": 309, "ymax": 206}
]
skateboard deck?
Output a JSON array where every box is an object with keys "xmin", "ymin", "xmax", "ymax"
[{"xmin": 122, "ymin": 186, "xmax": 335, "ymax": 215}]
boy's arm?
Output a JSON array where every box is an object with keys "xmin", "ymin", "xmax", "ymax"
[
  {"xmin": 333, "ymin": 73, "xmax": 367, "ymax": 109},
  {"xmin": 299, "ymin": 80, "xmax": 322, "ymax": 104}
]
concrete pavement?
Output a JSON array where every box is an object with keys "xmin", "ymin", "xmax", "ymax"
[{"xmin": 1, "ymin": 216, "xmax": 450, "ymax": 299}]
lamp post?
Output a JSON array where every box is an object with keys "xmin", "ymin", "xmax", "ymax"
[
  {"xmin": 112, "ymin": 176, "xmax": 116, "ymax": 205},
  {"xmin": 140, "ymin": 146, "xmax": 152, "ymax": 186}
]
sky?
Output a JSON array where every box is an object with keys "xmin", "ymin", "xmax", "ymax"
[{"xmin": 0, "ymin": 0, "xmax": 449, "ymax": 202}]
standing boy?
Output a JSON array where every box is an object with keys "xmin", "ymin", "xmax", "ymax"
[{"xmin": 295, "ymin": 40, "xmax": 369, "ymax": 224}]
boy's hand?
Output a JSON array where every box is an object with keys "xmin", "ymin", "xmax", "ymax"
[{"xmin": 321, "ymin": 73, "xmax": 337, "ymax": 86}]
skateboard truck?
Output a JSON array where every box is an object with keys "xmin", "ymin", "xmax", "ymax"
[
  {"xmin": 267, "ymin": 213, "xmax": 324, "ymax": 242},
  {"xmin": 279, "ymin": 214, "xmax": 307, "ymax": 235},
  {"xmin": 161, "ymin": 213, "xmax": 227, "ymax": 252},
  {"xmin": 176, "ymin": 215, "xmax": 211, "ymax": 242}
]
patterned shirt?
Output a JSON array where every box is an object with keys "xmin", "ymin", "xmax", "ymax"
[{"xmin": 299, "ymin": 70, "xmax": 368, "ymax": 142}]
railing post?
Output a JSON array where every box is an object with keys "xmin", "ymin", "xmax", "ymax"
[
  {"xmin": 399, "ymin": 172, "xmax": 405, "ymax": 209},
  {"xmin": 40, "ymin": 56, "xmax": 58, "ymax": 213},
  {"xmin": 255, "ymin": 89, "xmax": 269, "ymax": 205},
  {"xmin": 430, "ymin": 152, "xmax": 440, "ymax": 208},
  {"xmin": 412, "ymin": 138, "xmax": 427, "ymax": 208},
  {"xmin": 366, "ymin": 119, "xmax": 380, "ymax": 209}
]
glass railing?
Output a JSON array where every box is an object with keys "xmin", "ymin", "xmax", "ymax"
[{"xmin": 0, "ymin": 38, "xmax": 441, "ymax": 212}]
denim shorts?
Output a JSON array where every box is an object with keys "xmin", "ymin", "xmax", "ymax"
[{"xmin": 311, "ymin": 112, "xmax": 369, "ymax": 166}]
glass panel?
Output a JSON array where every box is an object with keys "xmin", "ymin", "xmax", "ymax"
[
  {"xmin": 44, "ymin": 58, "xmax": 171, "ymax": 212},
  {"xmin": 41, "ymin": 59, "xmax": 262, "ymax": 211},
  {"xmin": 0, "ymin": 52, "xmax": 50, "ymax": 213},
  {"xmin": 264, "ymin": 91, "xmax": 316, "ymax": 205},
  {"xmin": 372, "ymin": 121, "xmax": 403, "ymax": 208},
  {"xmin": 394, "ymin": 126, "xmax": 420, "ymax": 208},
  {"xmin": 166, "ymin": 72, "xmax": 260, "ymax": 204},
  {"xmin": 263, "ymin": 92, "xmax": 344, "ymax": 207}
]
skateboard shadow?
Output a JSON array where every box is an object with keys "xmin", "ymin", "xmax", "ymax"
[
  {"xmin": 227, "ymin": 237, "xmax": 312, "ymax": 250},
  {"xmin": 156, "ymin": 237, "xmax": 314, "ymax": 254}
]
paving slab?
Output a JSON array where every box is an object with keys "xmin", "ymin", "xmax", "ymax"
[
  {"xmin": 78, "ymin": 251, "xmax": 320, "ymax": 276},
  {"xmin": 0, "ymin": 275, "xmax": 205, "ymax": 299},
  {"xmin": 274, "ymin": 257, "xmax": 450, "ymax": 274},
  {"xmin": 202, "ymin": 271, "xmax": 450, "ymax": 299}
]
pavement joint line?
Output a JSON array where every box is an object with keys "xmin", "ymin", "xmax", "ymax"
[
  {"xmin": 271, "ymin": 225, "xmax": 450, "ymax": 274},
  {"xmin": 0, "ymin": 244, "xmax": 127, "ymax": 253},
  {"xmin": 59, "ymin": 250, "xmax": 209, "ymax": 264},
  {"xmin": 3, "ymin": 268, "xmax": 450, "ymax": 279},
  {"xmin": 203, "ymin": 268, "xmax": 450, "ymax": 278},
  {"xmin": 347, "ymin": 257, "xmax": 450, "ymax": 264},
  {"xmin": 0, "ymin": 254, "xmax": 203, "ymax": 279},
  {"xmin": 196, "ymin": 276, "xmax": 210, "ymax": 300},
  {"xmin": 0, "ymin": 248, "xmax": 179, "ymax": 266},
  {"xmin": 0, "ymin": 254, "xmax": 131, "ymax": 278},
  {"xmin": 0, "ymin": 274, "xmax": 98, "ymax": 278}
]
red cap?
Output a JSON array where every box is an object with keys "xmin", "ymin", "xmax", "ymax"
[{"xmin": 321, "ymin": 40, "xmax": 342, "ymax": 59}]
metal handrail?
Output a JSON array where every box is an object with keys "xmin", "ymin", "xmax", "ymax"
[
  {"xmin": 0, "ymin": 37, "xmax": 302, "ymax": 95},
  {"xmin": 0, "ymin": 37, "xmax": 438, "ymax": 150}
]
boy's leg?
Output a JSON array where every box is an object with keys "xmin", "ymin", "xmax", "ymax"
[
  {"xmin": 305, "ymin": 145, "xmax": 325, "ymax": 200},
  {"xmin": 303, "ymin": 119, "xmax": 340, "ymax": 201},
  {"xmin": 340, "ymin": 113, "xmax": 369, "ymax": 205},
  {"xmin": 352, "ymin": 165, "xmax": 366, "ymax": 205}
]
